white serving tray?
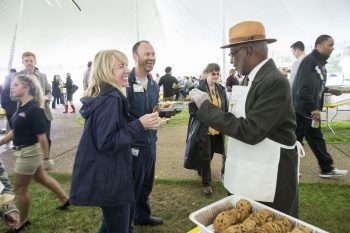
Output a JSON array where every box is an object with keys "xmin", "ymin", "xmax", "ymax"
[{"xmin": 189, "ymin": 195, "xmax": 328, "ymax": 233}]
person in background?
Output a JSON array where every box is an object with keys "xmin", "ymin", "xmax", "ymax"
[
  {"xmin": 158, "ymin": 66, "xmax": 178, "ymax": 101},
  {"xmin": 1, "ymin": 69, "xmax": 17, "ymax": 129},
  {"xmin": 289, "ymin": 41, "xmax": 306, "ymax": 87},
  {"xmin": 0, "ymin": 74, "xmax": 69, "ymax": 232},
  {"xmin": 59, "ymin": 77, "xmax": 66, "ymax": 104},
  {"xmin": 155, "ymin": 73, "xmax": 160, "ymax": 84},
  {"xmin": 185, "ymin": 63, "xmax": 228, "ymax": 194},
  {"xmin": 83, "ymin": 61, "xmax": 92, "ymax": 91},
  {"xmin": 51, "ymin": 75, "xmax": 65, "ymax": 109},
  {"xmin": 292, "ymin": 35, "xmax": 348, "ymax": 178},
  {"xmin": 70, "ymin": 49, "xmax": 159, "ymax": 233},
  {"xmin": 63, "ymin": 73, "xmax": 76, "ymax": 114},
  {"xmin": 0, "ymin": 159, "xmax": 20, "ymax": 233},
  {"xmin": 127, "ymin": 40, "xmax": 163, "ymax": 228},
  {"xmin": 225, "ymin": 68, "xmax": 239, "ymax": 92},
  {"xmin": 190, "ymin": 21, "xmax": 299, "ymax": 217},
  {"xmin": 16, "ymin": 52, "xmax": 53, "ymax": 151}
]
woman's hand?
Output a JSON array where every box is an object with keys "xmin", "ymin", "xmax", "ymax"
[
  {"xmin": 0, "ymin": 131, "xmax": 13, "ymax": 146},
  {"xmin": 139, "ymin": 112, "xmax": 160, "ymax": 129}
]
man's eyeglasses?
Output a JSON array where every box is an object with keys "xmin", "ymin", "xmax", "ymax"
[{"xmin": 228, "ymin": 46, "xmax": 248, "ymax": 58}]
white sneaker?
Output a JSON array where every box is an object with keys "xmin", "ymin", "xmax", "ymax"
[{"xmin": 319, "ymin": 168, "xmax": 348, "ymax": 178}]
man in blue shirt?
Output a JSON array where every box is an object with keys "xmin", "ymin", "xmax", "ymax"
[{"xmin": 127, "ymin": 40, "xmax": 163, "ymax": 227}]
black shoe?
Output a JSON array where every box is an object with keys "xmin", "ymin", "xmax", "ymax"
[
  {"xmin": 57, "ymin": 199, "xmax": 70, "ymax": 210},
  {"xmin": 134, "ymin": 216, "xmax": 163, "ymax": 226},
  {"xmin": 6, "ymin": 220, "xmax": 31, "ymax": 233}
]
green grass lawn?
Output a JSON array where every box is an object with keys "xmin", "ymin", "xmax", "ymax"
[
  {"xmin": 321, "ymin": 121, "xmax": 350, "ymax": 143},
  {"xmin": 1, "ymin": 174, "xmax": 348, "ymax": 233}
]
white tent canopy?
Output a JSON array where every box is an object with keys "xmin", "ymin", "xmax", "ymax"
[{"xmin": 1, "ymin": 0, "xmax": 350, "ymax": 81}]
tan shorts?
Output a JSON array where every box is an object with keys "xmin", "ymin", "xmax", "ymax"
[{"xmin": 14, "ymin": 143, "xmax": 43, "ymax": 175}]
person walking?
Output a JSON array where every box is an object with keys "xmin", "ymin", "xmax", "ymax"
[
  {"xmin": 63, "ymin": 73, "xmax": 76, "ymax": 113},
  {"xmin": 292, "ymin": 35, "xmax": 348, "ymax": 178},
  {"xmin": 70, "ymin": 50, "xmax": 159, "ymax": 233},
  {"xmin": 0, "ymin": 74, "xmax": 69, "ymax": 232},
  {"xmin": 185, "ymin": 63, "xmax": 228, "ymax": 194}
]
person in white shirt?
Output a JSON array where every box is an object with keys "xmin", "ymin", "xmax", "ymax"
[{"xmin": 289, "ymin": 41, "xmax": 306, "ymax": 87}]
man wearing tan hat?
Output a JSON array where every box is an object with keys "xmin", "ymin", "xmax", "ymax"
[{"xmin": 190, "ymin": 21, "xmax": 300, "ymax": 217}]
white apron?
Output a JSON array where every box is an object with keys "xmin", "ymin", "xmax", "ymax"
[{"xmin": 225, "ymin": 86, "xmax": 304, "ymax": 202}]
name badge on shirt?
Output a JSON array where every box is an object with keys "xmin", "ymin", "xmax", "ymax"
[
  {"xmin": 131, "ymin": 148, "xmax": 139, "ymax": 157},
  {"xmin": 133, "ymin": 84, "xmax": 144, "ymax": 93}
]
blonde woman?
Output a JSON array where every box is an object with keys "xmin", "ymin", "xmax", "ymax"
[
  {"xmin": 0, "ymin": 74, "xmax": 69, "ymax": 233},
  {"xmin": 70, "ymin": 50, "xmax": 159, "ymax": 233}
]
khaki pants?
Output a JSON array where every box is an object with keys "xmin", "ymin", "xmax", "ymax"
[{"xmin": 14, "ymin": 143, "xmax": 43, "ymax": 175}]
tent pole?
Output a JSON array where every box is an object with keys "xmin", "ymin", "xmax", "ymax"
[
  {"xmin": 222, "ymin": 0, "xmax": 226, "ymax": 81},
  {"xmin": 135, "ymin": 0, "xmax": 140, "ymax": 41},
  {"xmin": 8, "ymin": 0, "xmax": 24, "ymax": 70}
]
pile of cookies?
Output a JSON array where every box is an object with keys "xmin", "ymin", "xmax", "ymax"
[{"xmin": 213, "ymin": 199, "xmax": 312, "ymax": 233}]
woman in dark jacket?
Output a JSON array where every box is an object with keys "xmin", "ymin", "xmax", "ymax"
[
  {"xmin": 69, "ymin": 50, "xmax": 159, "ymax": 233},
  {"xmin": 51, "ymin": 74, "xmax": 65, "ymax": 109},
  {"xmin": 63, "ymin": 73, "xmax": 76, "ymax": 113},
  {"xmin": 185, "ymin": 63, "xmax": 228, "ymax": 194}
]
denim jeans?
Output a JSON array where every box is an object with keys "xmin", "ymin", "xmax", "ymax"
[{"xmin": 99, "ymin": 204, "xmax": 130, "ymax": 233}]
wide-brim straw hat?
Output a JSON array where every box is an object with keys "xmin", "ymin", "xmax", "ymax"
[{"xmin": 221, "ymin": 21, "xmax": 276, "ymax": 48}]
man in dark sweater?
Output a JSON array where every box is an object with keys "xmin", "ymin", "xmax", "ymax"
[
  {"xmin": 292, "ymin": 35, "xmax": 348, "ymax": 178},
  {"xmin": 225, "ymin": 68, "xmax": 239, "ymax": 92},
  {"xmin": 158, "ymin": 66, "xmax": 178, "ymax": 101}
]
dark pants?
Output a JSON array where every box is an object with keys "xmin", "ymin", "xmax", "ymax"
[
  {"xmin": 201, "ymin": 134, "xmax": 224, "ymax": 187},
  {"xmin": 130, "ymin": 143, "xmax": 156, "ymax": 226},
  {"xmin": 295, "ymin": 113, "xmax": 333, "ymax": 173},
  {"xmin": 52, "ymin": 95, "xmax": 65, "ymax": 108},
  {"xmin": 99, "ymin": 204, "xmax": 130, "ymax": 233},
  {"xmin": 45, "ymin": 119, "xmax": 52, "ymax": 150}
]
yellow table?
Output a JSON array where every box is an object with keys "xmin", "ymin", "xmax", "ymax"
[
  {"xmin": 187, "ymin": 226, "xmax": 200, "ymax": 233},
  {"xmin": 323, "ymin": 98, "xmax": 350, "ymax": 137}
]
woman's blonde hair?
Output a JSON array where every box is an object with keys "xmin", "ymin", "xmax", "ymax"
[
  {"xmin": 14, "ymin": 74, "xmax": 44, "ymax": 107},
  {"xmin": 84, "ymin": 49, "xmax": 128, "ymax": 97}
]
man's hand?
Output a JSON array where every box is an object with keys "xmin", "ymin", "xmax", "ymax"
[
  {"xmin": 5, "ymin": 212, "xmax": 20, "ymax": 228},
  {"xmin": 311, "ymin": 110, "xmax": 321, "ymax": 121},
  {"xmin": 328, "ymin": 88, "xmax": 342, "ymax": 96},
  {"xmin": 189, "ymin": 89, "xmax": 209, "ymax": 108}
]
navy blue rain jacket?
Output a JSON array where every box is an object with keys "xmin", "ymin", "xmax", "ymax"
[
  {"xmin": 70, "ymin": 84, "xmax": 144, "ymax": 207},
  {"xmin": 126, "ymin": 68, "xmax": 159, "ymax": 148}
]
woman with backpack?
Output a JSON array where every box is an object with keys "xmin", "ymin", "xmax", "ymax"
[{"xmin": 63, "ymin": 73, "xmax": 77, "ymax": 113}]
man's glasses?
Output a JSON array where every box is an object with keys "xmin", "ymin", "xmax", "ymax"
[{"xmin": 228, "ymin": 46, "xmax": 248, "ymax": 58}]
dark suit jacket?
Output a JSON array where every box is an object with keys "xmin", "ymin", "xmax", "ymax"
[{"xmin": 196, "ymin": 59, "xmax": 299, "ymax": 217}]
